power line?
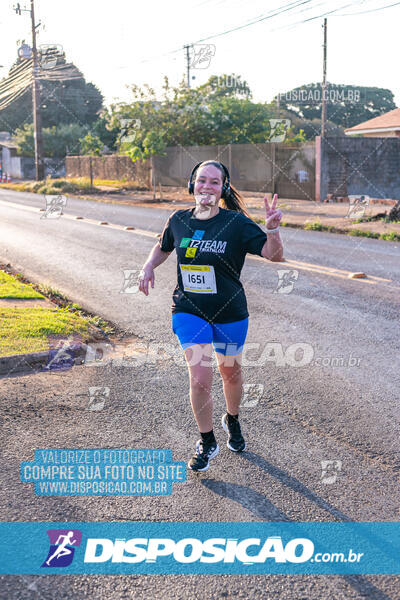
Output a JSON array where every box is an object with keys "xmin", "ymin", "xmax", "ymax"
[
  {"xmin": 0, "ymin": 86, "xmax": 31, "ymax": 111},
  {"xmin": 38, "ymin": 62, "xmax": 85, "ymax": 81},
  {"xmin": 0, "ymin": 60, "xmax": 32, "ymax": 106},
  {"xmin": 191, "ymin": 0, "xmax": 315, "ymax": 43},
  {"xmin": 0, "ymin": 71, "xmax": 32, "ymax": 97},
  {"xmin": 0, "ymin": 55, "xmax": 87, "ymax": 114},
  {"xmin": 285, "ymin": 0, "xmax": 370, "ymax": 25},
  {"xmin": 262, "ymin": 0, "xmax": 369, "ymax": 34},
  {"xmin": 134, "ymin": 0, "xmax": 368, "ymax": 69},
  {"xmin": 136, "ymin": 0, "xmax": 315, "ymax": 65},
  {"xmin": 0, "ymin": 60, "xmax": 33, "ymax": 88},
  {"xmin": 334, "ymin": 0, "xmax": 400, "ymax": 15}
]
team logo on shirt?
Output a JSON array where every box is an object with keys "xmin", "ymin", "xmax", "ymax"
[{"xmin": 180, "ymin": 230, "xmax": 227, "ymax": 258}]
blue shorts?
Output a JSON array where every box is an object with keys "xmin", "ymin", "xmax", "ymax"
[{"xmin": 172, "ymin": 312, "xmax": 249, "ymax": 356}]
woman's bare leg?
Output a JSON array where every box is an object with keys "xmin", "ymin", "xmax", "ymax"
[
  {"xmin": 184, "ymin": 343, "xmax": 214, "ymax": 432},
  {"xmin": 216, "ymin": 352, "xmax": 243, "ymax": 415}
]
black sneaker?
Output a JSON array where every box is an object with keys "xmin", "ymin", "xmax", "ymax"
[
  {"xmin": 221, "ymin": 413, "xmax": 246, "ymax": 452},
  {"xmin": 188, "ymin": 440, "xmax": 219, "ymax": 472}
]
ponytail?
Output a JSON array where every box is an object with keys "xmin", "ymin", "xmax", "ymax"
[{"xmin": 220, "ymin": 184, "xmax": 251, "ymax": 219}]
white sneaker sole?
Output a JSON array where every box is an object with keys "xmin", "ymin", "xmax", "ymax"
[{"xmin": 221, "ymin": 415, "xmax": 246, "ymax": 452}]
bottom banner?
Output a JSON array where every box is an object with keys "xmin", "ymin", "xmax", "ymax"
[{"xmin": 1, "ymin": 522, "xmax": 399, "ymax": 574}]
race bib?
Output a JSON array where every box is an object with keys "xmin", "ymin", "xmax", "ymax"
[{"xmin": 180, "ymin": 265, "xmax": 217, "ymax": 294}]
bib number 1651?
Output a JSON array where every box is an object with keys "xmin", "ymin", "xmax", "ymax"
[
  {"xmin": 180, "ymin": 265, "xmax": 217, "ymax": 294},
  {"xmin": 189, "ymin": 274, "xmax": 205, "ymax": 284}
]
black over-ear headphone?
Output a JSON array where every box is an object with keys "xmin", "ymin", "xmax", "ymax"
[{"xmin": 187, "ymin": 161, "xmax": 231, "ymax": 199}]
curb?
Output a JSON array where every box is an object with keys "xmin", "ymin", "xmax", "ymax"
[{"xmin": 0, "ymin": 343, "xmax": 88, "ymax": 378}]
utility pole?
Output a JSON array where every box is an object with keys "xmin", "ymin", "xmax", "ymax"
[
  {"xmin": 184, "ymin": 44, "xmax": 191, "ymax": 88},
  {"xmin": 321, "ymin": 18, "xmax": 327, "ymax": 138},
  {"xmin": 15, "ymin": 1, "xmax": 44, "ymax": 180},
  {"xmin": 30, "ymin": 0, "xmax": 44, "ymax": 180}
]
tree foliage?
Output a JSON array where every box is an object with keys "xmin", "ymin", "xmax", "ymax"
[
  {"xmin": 276, "ymin": 83, "xmax": 397, "ymax": 129},
  {"xmin": 79, "ymin": 133, "xmax": 105, "ymax": 156},
  {"xmin": 15, "ymin": 123, "xmax": 88, "ymax": 157},
  {"xmin": 0, "ymin": 55, "xmax": 103, "ymax": 133},
  {"xmin": 104, "ymin": 75, "xmax": 308, "ymax": 162}
]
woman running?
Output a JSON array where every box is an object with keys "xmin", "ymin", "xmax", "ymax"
[{"xmin": 138, "ymin": 160, "xmax": 283, "ymax": 471}]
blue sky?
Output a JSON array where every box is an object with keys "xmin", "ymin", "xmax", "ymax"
[{"xmin": 1, "ymin": 0, "xmax": 399, "ymax": 109}]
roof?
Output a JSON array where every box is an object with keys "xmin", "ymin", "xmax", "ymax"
[
  {"xmin": 345, "ymin": 107, "xmax": 400, "ymax": 134},
  {"xmin": 0, "ymin": 139, "xmax": 18, "ymax": 149}
]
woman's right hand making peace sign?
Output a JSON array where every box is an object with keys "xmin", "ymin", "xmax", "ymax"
[{"xmin": 264, "ymin": 193, "xmax": 282, "ymax": 230}]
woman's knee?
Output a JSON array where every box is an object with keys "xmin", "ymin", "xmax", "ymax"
[
  {"xmin": 189, "ymin": 375, "xmax": 212, "ymax": 395},
  {"xmin": 218, "ymin": 358, "xmax": 242, "ymax": 384},
  {"xmin": 189, "ymin": 363, "xmax": 213, "ymax": 393},
  {"xmin": 185, "ymin": 344, "xmax": 213, "ymax": 392}
]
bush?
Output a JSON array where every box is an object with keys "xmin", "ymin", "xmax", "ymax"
[
  {"xmin": 51, "ymin": 180, "xmax": 68, "ymax": 189},
  {"xmin": 304, "ymin": 221, "xmax": 323, "ymax": 231}
]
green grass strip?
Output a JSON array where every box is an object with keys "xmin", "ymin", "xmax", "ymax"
[
  {"xmin": 0, "ymin": 306, "xmax": 92, "ymax": 357},
  {"xmin": 0, "ymin": 271, "xmax": 45, "ymax": 299},
  {"xmin": 253, "ymin": 217, "xmax": 400, "ymax": 242}
]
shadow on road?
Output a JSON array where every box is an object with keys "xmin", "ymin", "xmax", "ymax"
[{"xmin": 201, "ymin": 451, "xmax": 396, "ymax": 600}]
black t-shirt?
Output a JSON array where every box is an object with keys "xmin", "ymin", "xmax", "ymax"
[{"xmin": 159, "ymin": 207, "xmax": 268, "ymax": 324}]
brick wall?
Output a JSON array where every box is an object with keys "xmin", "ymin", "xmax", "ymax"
[{"xmin": 316, "ymin": 136, "xmax": 400, "ymax": 201}]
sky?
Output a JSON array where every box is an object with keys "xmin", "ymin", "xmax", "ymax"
[{"xmin": 0, "ymin": 0, "xmax": 399, "ymax": 109}]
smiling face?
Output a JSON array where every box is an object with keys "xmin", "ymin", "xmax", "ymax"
[{"xmin": 193, "ymin": 164, "xmax": 224, "ymax": 204}]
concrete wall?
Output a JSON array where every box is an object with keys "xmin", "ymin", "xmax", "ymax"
[
  {"xmin": 153, "ymin": 142, "xmax": 316, "ymax": 200},
  {"xmin": 20, "ymin": 157, "xmax": 65, "ymax": 179},
  {"xmin": 0, "ymin": 148, "xmax": 65, "ymax": 179},
  {"xmin": 316, "ymin": 136, "xmax": 400, "ymax": 201},
  {"xmin": 153, "ymin": 144, "xmax": 273, "ymax": 191}
]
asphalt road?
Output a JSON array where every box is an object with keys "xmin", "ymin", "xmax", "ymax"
[{"xmin": 0, "ymin": 189, "xmax": 399, "ymax": 599}]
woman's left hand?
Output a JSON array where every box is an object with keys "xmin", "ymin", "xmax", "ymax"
[{"xmin": 264, "ymin": 193, "xmax": 282, "ymax": 230}]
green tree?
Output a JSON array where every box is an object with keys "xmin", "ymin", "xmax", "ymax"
[
  {"xmin": 15, "ymin": 123, "xmax": 88, "ymax": 157},
  {"xmin": 90, "ymin": 113, "xmax": 119, "ymax": 152},
  {"xmin": 79, "ymin": 133, "xmax": 104, "ymax": 156},
  {"xmin": 105, "ymin": 75, "xmax": 296, "ymax": 160},
  {"xmin": 199, "ymin": 74, "xmax": 252, "ymax": 99},
  {"xmin": 276, "ymin": 83, "xmax": 396, "ymax": 129},
  {"xmin": 0, "ymin": 55, "xmax": 103, "ymax": 133}
]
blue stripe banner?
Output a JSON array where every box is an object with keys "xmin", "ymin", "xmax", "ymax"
[{"xmin": 1, "ymin": 522, "xmax": 400, "ymax": 574}]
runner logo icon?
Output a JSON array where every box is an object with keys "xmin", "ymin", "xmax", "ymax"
[{"xmin": 41, "ymin": 529, "xmax": 82, "ymax": 568}]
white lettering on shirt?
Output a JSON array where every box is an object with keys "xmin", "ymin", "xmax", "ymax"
[{"xmin": 188, "ymin": 240, "xmax": 227, "ymax": 254}]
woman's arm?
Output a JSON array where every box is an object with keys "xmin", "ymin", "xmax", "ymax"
[
  {"xmin": 144, "ymin": 243, "xmax": 172, "ymax": 269},
  {"xmin": 261, "ymin": 231, "xmax": 283, "ymax": 262},
  {"xmin": 139, "ymin": 243, "xmax": 173, "ymax": 296}
]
